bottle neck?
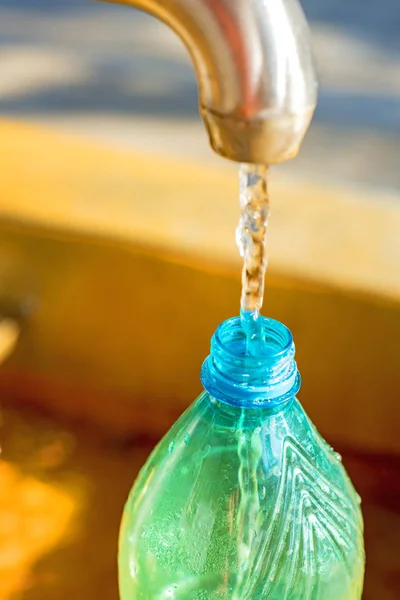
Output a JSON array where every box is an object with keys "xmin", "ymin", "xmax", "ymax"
[{"xmin": 201, "ymin": 316, "xmax": 301, "ymax": 409}]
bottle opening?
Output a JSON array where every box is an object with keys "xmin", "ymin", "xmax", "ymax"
[{"xmin": 201, "ymin": 316, "xmax": 300, "ymax": 408}]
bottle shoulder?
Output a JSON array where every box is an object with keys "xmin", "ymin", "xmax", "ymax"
[{"xmin": 129, "ymin": 392, "xmax": 361, "ymax": 504}]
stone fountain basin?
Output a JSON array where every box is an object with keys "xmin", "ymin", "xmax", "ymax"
[
  {"xmin": 0, "ymin": 119, "xmax": 399, "ymax": 599},
  {"xmin": 0, "ymin": 119, "xmax": 399, "ymax": 453}
]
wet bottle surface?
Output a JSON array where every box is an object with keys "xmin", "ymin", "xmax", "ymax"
[{"xmin": 119, "ymin": 317, "xmax": 365, "ymax": 600}]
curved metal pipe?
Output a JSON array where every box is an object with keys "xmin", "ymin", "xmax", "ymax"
[{"xmin": 103, "ymin": 0, "xmax": 318, "ymax": 164}]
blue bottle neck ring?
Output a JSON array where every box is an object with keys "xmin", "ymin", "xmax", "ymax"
[{"xmin": 201, "ymin": 316, "xmax": 301, "ymax": 409}]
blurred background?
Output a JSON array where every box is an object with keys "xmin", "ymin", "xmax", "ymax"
[{"xmin": 0, "ymin": 1, "xmax": 399, "ymax": 599}]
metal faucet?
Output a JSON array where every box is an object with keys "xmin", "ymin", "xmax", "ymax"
[{"xmin": 103, "ymin": 0, "xmax": 318, "ymax": 165}]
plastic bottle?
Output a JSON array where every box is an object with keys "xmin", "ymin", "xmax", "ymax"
[{"xmin": 119, "ymin": 316, "xmax": 365, "ymax": 599}]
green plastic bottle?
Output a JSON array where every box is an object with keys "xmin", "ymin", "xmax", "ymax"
[{"xmin": 119, "ymin": 316, "xmax": 365, "ymax": 599}]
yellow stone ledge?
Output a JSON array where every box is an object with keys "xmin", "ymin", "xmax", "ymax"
[{"xmin": 0, "ymin": 118, "xmax": 399, "ymax": 301}]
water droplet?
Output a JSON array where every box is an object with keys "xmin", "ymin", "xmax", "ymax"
[
  {"xmin": 184, "ymin": 433, "xmax": 190, "ymax": 445},
  {"xmin": 168, "ymin": 441, "xmax": 175, "ymax": 453},
  {"xmin": 129, "ymin": 558, "xmax": 137, "ymax": 577}
]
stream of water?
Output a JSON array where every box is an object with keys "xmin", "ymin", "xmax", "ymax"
[{"xmin": 236, "ymin": 164, "xmax": 270, "ymax": 351}]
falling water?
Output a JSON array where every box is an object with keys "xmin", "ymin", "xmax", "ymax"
[{"xmin": 236, "ymin": 164, "xmax": 270, "ymax": 351}]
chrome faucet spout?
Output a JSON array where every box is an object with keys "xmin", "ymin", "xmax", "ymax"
[{"xmin": 102, "ymin": 0, "xmax": 318, "ymax": 164}]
